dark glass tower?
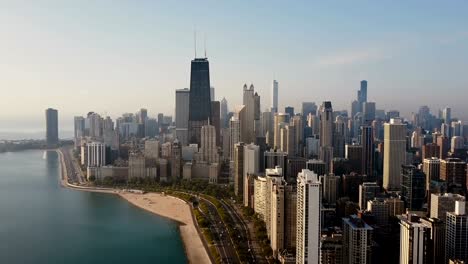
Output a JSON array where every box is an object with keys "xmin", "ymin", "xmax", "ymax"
[
  {"xmin": 401, "ymin": 165, "xmax": 426, "ymax": 210},
  {"xmin": 361, "ymin": 126, "xmax": 375, "ymax": 179},
  {"xmin": 188, "ymin": 58, "xmax": 211, "ymax": 144},
  {"xmin": 45, "ymin": 108, "xmax": 59, "ymax": 147},
  {"xmin": 358, "ymin": 80, "xmax": 367, "ymax": 104}
]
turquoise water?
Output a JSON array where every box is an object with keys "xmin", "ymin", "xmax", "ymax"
[{"xmin": 0, "ymin": 150, "xmax": 187, "ymax": 264}]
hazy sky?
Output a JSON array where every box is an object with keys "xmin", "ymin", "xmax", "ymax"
[{"xmin": 1, "ymin": 1, "xmax": 467, "ymax": 131}]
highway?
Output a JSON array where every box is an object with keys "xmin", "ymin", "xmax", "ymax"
[
  {"xmin": 59, "ymin": 146, "xmax": 85, "ymax": 184},
  {"xmin": 220, "ymin": 200, "xmax": 257, "ymax": 263},
  {"xmin": 198, "ymin": 198, "xmax": 238, "ymax": 263}
]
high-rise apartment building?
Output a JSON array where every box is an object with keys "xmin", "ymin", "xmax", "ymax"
[
  {"xmin": 87, "ymin": 142, "xmax": 106, "ymax": 167},
  {"xmin": 419, "ymin": 217, "xmax": 446, "ymax": 264},
  {"xmin": 243, "ymin": 144, "xmax": 259, "ymax": 206},
  {"xmin": 383, "ymin": 118, "xmax": 407, "ymax": 190},
  {"xmin": 188, "ymin": 58, "xmax": 211, "ymax": 145},
  {"xmin": 234, "ymin": 142, "xmax": 245, "ymax": 196},
  {"xmin": 342, "ymin": 215, "xmax": 373, "ymax": 264},
  {"xmin": 175, "ymin": 88, "xmax": 190, "ymax": 145},
  {"xmin": 46, "ymin": 108, "xmax": 59, "ymax": 146},
  {"xmin": 423, "ymin": 158, "xmax": 441, "ymax": 192},
  {"xmin": 446, "ymin": 201, "xmax": 468, "ymax": 263},
  {"xmin": 399, "ymin": 215, "xmax": 430, "ymax": 264},
  {"xmin": 296, "ymin": 169, "xmax": 322, "ymax": 264}
]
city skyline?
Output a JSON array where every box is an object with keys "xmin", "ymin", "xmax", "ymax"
[{"xmin": 1, "ymin": 2, "xmax": 468, "ymax": 132}]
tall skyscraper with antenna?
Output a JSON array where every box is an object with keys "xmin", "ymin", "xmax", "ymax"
[{"xmin": 188, "ymin": 55, "xmax": 211, "ymax": 145}]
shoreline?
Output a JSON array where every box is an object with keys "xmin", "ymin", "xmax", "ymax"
[{"xmin": 55, "ymin": 149, "xmax": 212, "ymax": 264}]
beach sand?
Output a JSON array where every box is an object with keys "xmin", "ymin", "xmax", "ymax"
[
  {"xmin": 120, "ymin": 193, "xmax": 212, "ymax": 264},
  {"xmin": 57, "ymin": 149, "xmax": 212, "ymax": 264}
]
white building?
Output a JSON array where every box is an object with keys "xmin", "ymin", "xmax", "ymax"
[
  {"xmin": 399, "ymin": 215, "xmax": 430, "ymax": 264},
  {"xmin": 271, "ymin": 80, "xmax": 278, "ymax": 113},
  {"xmin": 87, "ymin": 142, "xmax": 106, "ymax": 167},
  {"xmin": 243, "ymin": 144, "xmax": 259, "ymax": 207},
  {"xmin": 229, "ymin": 115, "xmax": 241, "ymax": 161},
  {"xmin": 296, "ymin": 169, "xmax": 321, "ymax": 264},
  {"xmin": 254, "ymin": 176, "xmax": 268, "ymax": 220}
]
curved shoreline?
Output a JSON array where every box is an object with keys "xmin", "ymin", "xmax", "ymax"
[{"xmin": 55, "ymin": 149, "xmax": 212, "ymax": 264}]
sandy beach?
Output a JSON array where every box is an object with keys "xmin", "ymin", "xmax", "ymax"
[
  {"xmin": 120, "ymin": 193, "xmax": 212, "ymax": 264},
  {"xmin": 56, "ymin": 149, "xmax": 212, "ymax": 264}
]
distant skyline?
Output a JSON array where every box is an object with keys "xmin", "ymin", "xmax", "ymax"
[{"xmin": 1, "ymin": 1, "xmax": 468, "ymax": 132}]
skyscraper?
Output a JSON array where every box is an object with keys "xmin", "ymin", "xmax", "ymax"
[
  {"xmin": 210, "ymin": 101, "xmax": 221, "ymax": 146},
  {"xmin": 399, "ymin": 215, "xmax": 430, "ymax": 264},
  {"xmin": 423, "ymin": 158, "xmax": 441, "ymax": 192},
  {"xmin": 362, "ymin": 102, "xmax": 376, "ymax": 125},
  {"xmin": 285, "ymin": 106, "xmax": 294, "ymax": 121},
  {"xmin": 199, "ymin": 123, "xmax": 219, "ymax": 164},
  {"xmin": 445, "ymin": 201, "xmax": 468, "ymax": 263},
  {"xmin": 188, "ymin": 58, "xmax": 211, "ymax": 145},
  {"xmin": 440, "ymin": 158, "xmax": 467, "ymax": 193},
  {"xmin": 296, "ymin": 169, "xmax": 322, "ymax": 264},
  {"xmin": 274, "ymin": 113, "xmax": 289, "ymax": 149},
  {"xmin": 359, "ymin": 182, "xmax": 380, "ymax": 210},
  {"xmin": 319, "ymin": 101, "xmax": 334, "ymax": 148},
  {"xmin": 442, "ymin": 107, "xmax": 451, "ymax": 124},
  {"xmin": 302, "ymin": 102, "xmax": 317, "ymax": 118},
  {"xmin": 242, "ymin": 84, "xmax": 261, "ymax": 144},
  {"xmin": 401, "ymin": 165, "xmax": 426, "ymax": 211},
  {"xmin": 358, "ymin": 80, "xmax": 368, "ymax": 105},
  {"xmin": 383, "ymin": 118, "xmax": 407, "ymax": 191},
  {"xmin": 430, "ymin": 193, "xmax": 466, "ymax": 221},
  {"xmin": 361, "ymin": 126, "xmax": 375, "ymax": 179},
  {"xmin": 46, "ymin": 108, "xmax": 59, "ymax": 147},
  {"xmin": 73, "ymin": 116, "xmax": 85, "ymax": 148},
  {"xmin": 175, "ymin": 88, "xmax": 190, "ymax": 145},
  {"xmin": 210, "ymin": 86, "xmax": 215, "ymax": 101},
  {"xmin": 220, "ymin": 97, "xmax": 228, "ymax": 128},
  {"xmin": 271, "ymin": 80, "xmax": 279, "ymax": 113},
  {"xmin": 243, "ymin": 144, "xmax": 260, "ymax": 206},
  {"xmin": 234, "ymin": 142, "xmax": 245, "ymax": 197},
  {"xmin": 342, "ymin": 215, "xmax": 373, "ymax": 264},
  {"xmin": 229, "ymin": 115, "xmax": 241, "ymax": 161}
]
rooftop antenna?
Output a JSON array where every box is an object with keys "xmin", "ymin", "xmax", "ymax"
[
  {"xmin": 204, "ymin": 33, "xmax": 207, "ymax": 58},
  {"xmin": 194, "ymin": 30, "xmax": 197, "ymax": 58}
]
